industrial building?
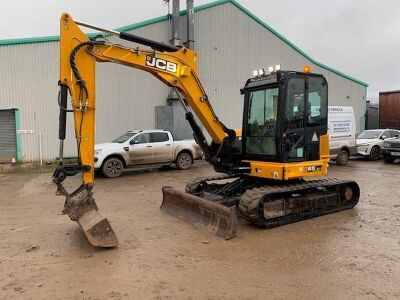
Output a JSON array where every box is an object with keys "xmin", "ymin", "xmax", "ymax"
[{"xmin": 0, "ymin": 0, "xmax": 368, "ymax": 163}]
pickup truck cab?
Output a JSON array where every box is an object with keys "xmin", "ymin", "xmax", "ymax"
[{"xmin": 94, "ymin": 130, "xmax": 203, "ymax": 177}]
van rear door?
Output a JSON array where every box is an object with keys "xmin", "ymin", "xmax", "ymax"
[{"xmin": 328, "ymin": 106, "xmax": 356, "ymax": 156}]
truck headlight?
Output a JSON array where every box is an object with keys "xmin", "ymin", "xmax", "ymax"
[
  {"xmin": 95, "ymin": 149, "xmax": 102, "ymax": 155},
  {"xmin": 383, "ymin": 142, "xmax": 390, "ymax": 148}
]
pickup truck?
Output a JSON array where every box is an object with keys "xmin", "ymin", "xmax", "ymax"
[
  {"xmin": 382, "ymin": 134, "xmax": 400, "ymax": 163},
  {"xmin": 94, "ymin": 130, "xmax": 203, "ymax": 177}
]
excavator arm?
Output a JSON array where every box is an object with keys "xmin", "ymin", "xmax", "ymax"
[{"xmin": 53, "ymin": 14, "xmax": 237, "ymax": 247}]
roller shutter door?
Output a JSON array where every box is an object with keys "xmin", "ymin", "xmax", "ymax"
[{"xmin": 0, "ymin": 110, "xmax": 17, "ymax": 163}]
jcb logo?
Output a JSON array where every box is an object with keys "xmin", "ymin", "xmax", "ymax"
[{"xmin": 146, "ymin": 56, "xmax": 177, "ymax": 73}]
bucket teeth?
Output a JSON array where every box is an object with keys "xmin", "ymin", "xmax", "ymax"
[{"xmin": 160, "ymin": 186, "xmax": 238, "ymax": 240}]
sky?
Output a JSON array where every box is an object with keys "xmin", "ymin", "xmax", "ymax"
[{"xmin": 1, "ymin": 0, "xmax": 399, "ymax": 103}]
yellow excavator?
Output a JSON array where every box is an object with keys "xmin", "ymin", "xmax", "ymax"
[{"xmin": 53, "ymin": 14, "xmax": 360, "ymax": 247}]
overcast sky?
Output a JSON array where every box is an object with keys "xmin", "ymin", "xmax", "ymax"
[{"xmin": 1, "ymin": 0, "xmax": 399, "ymax": 102}]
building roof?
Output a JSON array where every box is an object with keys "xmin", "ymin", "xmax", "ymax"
[
  {"xmin": 379, "ymin": 90, "xmax": 400, "ymax": 95},
  {"xmin": 0, "ymin": 0, "xmax": 368, "ymax": 87}
]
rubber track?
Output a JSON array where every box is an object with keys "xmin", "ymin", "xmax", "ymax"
[{"xmin": 238, "ymin": 178, "xmax": 359, "ymax": 228}]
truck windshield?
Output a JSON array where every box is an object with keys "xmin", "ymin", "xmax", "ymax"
[
  {"xmin": 112, "ymin": 132, "xmax": 136, "ymax": 143},
  {"xmin": 357, "ymin": 130, "xmax": 383, "ymax": 139}
]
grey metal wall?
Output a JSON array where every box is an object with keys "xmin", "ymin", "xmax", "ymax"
[
  {"xmin": 0, "ymin": 2, "xmax": 367, "ymax": 162},
  {"xmin": 366, "ymin": 102, "xmax": 379, "ymax": 129}
]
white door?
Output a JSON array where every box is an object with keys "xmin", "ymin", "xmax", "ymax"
[
  {"xmin": 128, "ymin": 133, "xmax": 154, "ymax": 165},
  {"xmin": 150, "ymin": 132, "xmax": 174, "ymax": 163}
]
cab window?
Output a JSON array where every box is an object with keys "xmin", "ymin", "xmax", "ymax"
[
  {"xmin": 380, "ymin": 131, "xmax": 390, "ymax": 140},
  {"xmin": 132, "ymin": 133, "xmax": 150, "ymax": 144},
  {"xmin": 245, "ymin": 87, "xmax": 279, "ymax": 156},
  {"xmin": 150, "ymin": 132, "xmax": 169, "ymax": 143},
  {"xmin": 307, "ymin": 77, "xmax": 328, "ymax": 127},
  {"xmin": 284, "ymin": 78, "xmax": 305, "ymax": 131},
  {"xmin": 390, "ymin": 130, "xmax": 400, "ymax": 138}
]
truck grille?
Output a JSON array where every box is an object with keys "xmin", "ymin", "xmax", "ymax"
[{"xmin": 390, "ymin": 143, "xmax": 400, "ymax": 149}]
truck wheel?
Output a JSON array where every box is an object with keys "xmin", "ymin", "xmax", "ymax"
[
  {"xmin": 102, "ymin": 157, "xmax": 124, "ymax": 178},
  {"xmin": 383, "ymin": 155, "xmax": 396, "ymax": 163},
  {"xmin": 176, "ymin": 152, "xmax": 192, "ymax": 170},
  {"xmin": 369, "ymin": 146, "xmax": 381, "ymax": 161},
  {"xmin": 336, "ymin": 149, "xmax": 349, "ymax": 166}
]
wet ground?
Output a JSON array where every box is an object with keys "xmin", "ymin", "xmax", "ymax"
[{"xmin": 0, "ymin": 159, "xmax": 399, "ymax": 299}]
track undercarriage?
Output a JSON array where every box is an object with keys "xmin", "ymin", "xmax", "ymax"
[{"xmin": 161, "ymin": 174, "xmax": 360, "ymax": 239}]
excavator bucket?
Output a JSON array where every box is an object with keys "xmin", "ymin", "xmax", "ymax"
[
  {"xmin": 59, "ymin": 184, "xmax": 119, "ymax": 248},
  {"xmin": 76, "ymin": 209, "xmax": 118, "ymax": 248},
  {"xmin": 160, "ymin": 186, "xmax": 238, "ymax": 240}
]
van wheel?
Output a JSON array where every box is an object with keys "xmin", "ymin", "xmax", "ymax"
[
  {"xmin": 102, "ymin": 157, "xmax": 124, "ymax": 178},
  {"xmin": 336, "ymin": 149, "xmax": 349, "ymax": 166},
  {"xmin": 176, "ymin": 152, "xmax": 192, "ymax": 170},
  {"xmin": 369, "ymin": 146, "xmax": 381, "ymax": 161},
  {"xmin": 383, "ymin": 155, "xmax": 396, "ymax": 163}
]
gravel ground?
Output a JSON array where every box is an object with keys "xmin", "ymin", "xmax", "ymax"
[{"xmin": 0, "ymin": 159, "xmax": 399, "ymax": 299}]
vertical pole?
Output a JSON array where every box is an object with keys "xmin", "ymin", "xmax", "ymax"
[
  {"xmin": 171, "ymin": 0, "xmax": 180, "ymax": 47},
  {"xmin": 186, "ymin": 0, "xmax": 195, "ymax": 49},
  {"xmin": 39, "ymin": 133, "xmax": 43, "ymax": 166}
]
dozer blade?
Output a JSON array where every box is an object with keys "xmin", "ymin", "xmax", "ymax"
[
  {"xmin": 61, "ymin": 184, "xmax": 118, "ymax": 248},
  {"xmin": 161, "ymin": 186, "xmax": 238, "ymax": 240}
]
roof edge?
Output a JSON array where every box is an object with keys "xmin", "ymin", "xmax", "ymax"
[
  {"xmin": 379, "ymin": 90, "xmax": 400, "ymax": 94},
  {"xmin": 0, "ymin": 35, "xmax": 59, "ymax": 46},
  {"xmin": 0, "ymin": 0, "xmax": 368, "ymax": 87}
]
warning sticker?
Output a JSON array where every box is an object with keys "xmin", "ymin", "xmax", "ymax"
[{"xmin": 312, "ymin": 132, "xmax": 318, "ymax": 142}]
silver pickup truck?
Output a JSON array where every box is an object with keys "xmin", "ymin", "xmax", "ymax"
[{"xmin": 94, "ymin": 130, "xmax": 203, "ymax": 177}]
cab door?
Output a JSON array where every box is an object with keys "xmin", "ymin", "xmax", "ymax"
[
  {"xmin": 304, "ymin": 76, "xmax": 328, "ymax": 161},
  {"xmin": 282, "ymin": 75, "xmax": 328, "ymax": 162},
  {"xmin": 127, "ymin": 133, "xmax": 154, "ymax": 165},
  {"xmin": 282, "ymin": 77, "xmax": 306, "ymax": 162}
]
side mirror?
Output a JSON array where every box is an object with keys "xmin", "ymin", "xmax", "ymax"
[{"xmin": 130, "ymin": 139, "xmax": 139, "ymax": 145}]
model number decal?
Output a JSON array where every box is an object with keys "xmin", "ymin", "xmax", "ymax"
[
  {"xmin": 146, "ymin": 56, "xmax": 177, "ymax": 73},
  {"xmin": 306, "ymin": 165, "xmax": 322, "ymax": 172}
]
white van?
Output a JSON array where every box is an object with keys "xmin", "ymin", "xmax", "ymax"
[{"xmin": 327, "ymin": 106, "xmax": 357, "ymax": 165}]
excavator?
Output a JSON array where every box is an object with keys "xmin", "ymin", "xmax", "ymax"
[{"xmin": 53, "ymin": 13, "xmax": 360, "ymax": 247}]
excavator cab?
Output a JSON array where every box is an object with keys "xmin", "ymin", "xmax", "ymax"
[{"xmin": 241, "ymin": 69, "xmax": 328, "ymax": 164}]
